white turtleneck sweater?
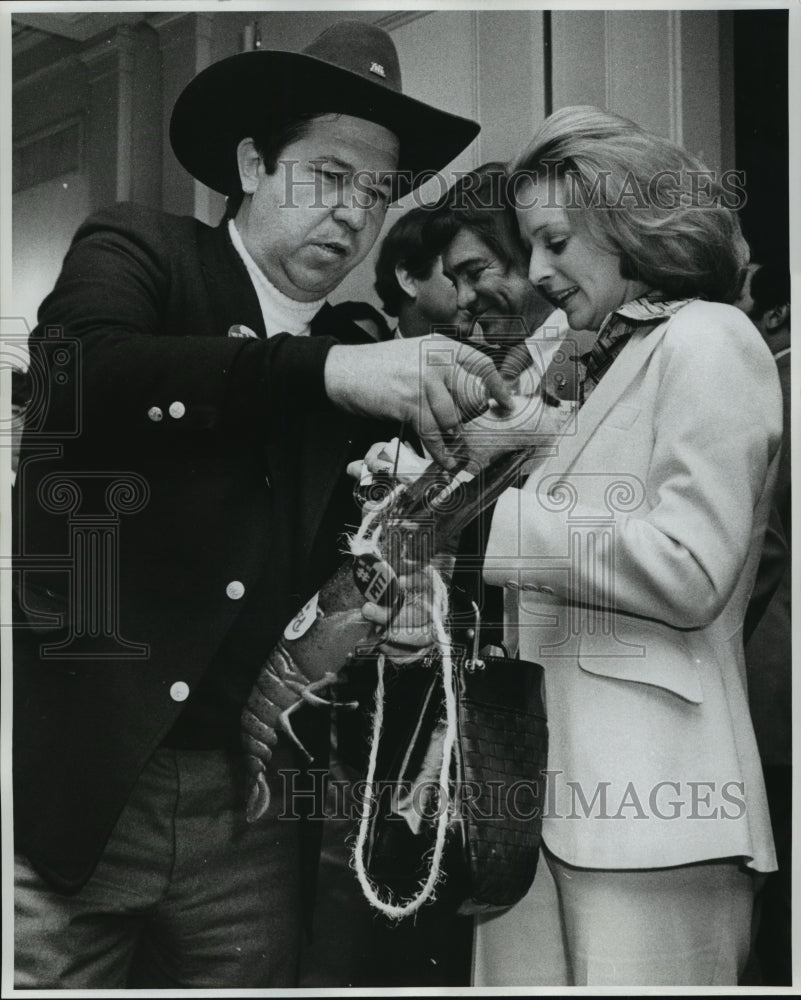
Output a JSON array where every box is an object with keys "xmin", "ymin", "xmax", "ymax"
[{"xmin": 228, "ymin": 219, "xmax": 325, "ymax": 337}]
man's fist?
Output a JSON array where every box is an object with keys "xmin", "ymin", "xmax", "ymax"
[{"xmin": 324, "ymin": 334, "xmax": 513, "ymax": 469}]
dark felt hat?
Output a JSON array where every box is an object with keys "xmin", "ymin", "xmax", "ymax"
[{"xmin": 169, "ymin": 20, "xmax": 480, "ymax": 199}]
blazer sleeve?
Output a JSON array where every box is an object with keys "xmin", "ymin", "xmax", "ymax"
[
  {"xmin": 30, "ymin": 205, "xmax": 340, "ymax": 444},
  {"xmin": 485, "ymin": 303, "xmax": 783, "ymax": 628}
]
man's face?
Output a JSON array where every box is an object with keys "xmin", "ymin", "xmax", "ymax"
[
  {"xmin": 414, "ymin": 257, "xmax": 470, "ymax": 329},
  {"xmin": 236, "ymin": 114, "xmax": 399, "ymax": 302},
  {"xmin": 442, "ymin": 228, "xmax": 534, "ymax": 342}
]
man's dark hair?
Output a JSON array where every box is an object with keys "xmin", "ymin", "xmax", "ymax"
[
  {"xmin": 749, "ymin": 262, "xmax": 791, "ymax": 321},
  {"xmin": 224, "ymin": 112, "xmax": 326, "ymax": 219},
  {"xmin": 425, "ymin": 161, "xmax": 528, "ymax": 275},
  {"xmin": 374, "ymin": 206, "xmax": 441, "ymax": 316}
]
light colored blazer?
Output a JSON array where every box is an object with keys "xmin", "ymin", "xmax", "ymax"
[{"xmin": 484, "ymin": 299, "xmax": 782, "ymax": 873}]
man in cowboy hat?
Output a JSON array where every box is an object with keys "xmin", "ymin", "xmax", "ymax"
[{"xmin": 13, "ymin": 20, "xmax": 504, "ymax": 988}]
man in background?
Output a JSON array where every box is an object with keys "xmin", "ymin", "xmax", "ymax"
[
  {"xmin": 374, "ymin": 205, "xmax": 470, "ymax": 339},
  {"xmin": 425, "ymin": 165, "xmax": 590, "ymax": 649},
  {"xmin": 739, "ymin": 261, "xmax": 792, "ymax": 986},
  {"xmin": 430, "ymin": 163, "xmax": 553, "ymax": 353}
]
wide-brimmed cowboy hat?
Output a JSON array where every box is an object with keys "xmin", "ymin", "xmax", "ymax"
[{"xmin": 170, "ymin": 20, "xmax": 480, "ymax": 199}]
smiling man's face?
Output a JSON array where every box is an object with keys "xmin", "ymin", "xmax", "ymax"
[
  {"xmin": 236, "ymin": 114, "xmax": 399, "ymax": 302},
  {"xmin": 442, "ymin": 227, "xmax": 543, "ymax": 343}
]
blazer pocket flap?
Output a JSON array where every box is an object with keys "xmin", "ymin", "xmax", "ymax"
[
  {"xmin": 578, "ymin": 618, "xmax": 703, "ymax": 703},
  {"xmin": 603, "ymin": 403, "xmax": 640, "ymax": 430}
]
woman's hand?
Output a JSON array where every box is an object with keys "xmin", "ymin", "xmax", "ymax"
[{"xmin": 347, "ymin": 438, "xmax": 430, "ymax": 485}]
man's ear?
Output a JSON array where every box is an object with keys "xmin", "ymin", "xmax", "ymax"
[
  {"xmin": 764, "ymin": 303, "xmax": 790, "ymax": 332},
  {"xmin": 237, "ymin": 138, "xmax": 261, "ymax": 195},
  {"xmin": 394, "ymin": 264, "xmax": 417, "ymax": 300}
]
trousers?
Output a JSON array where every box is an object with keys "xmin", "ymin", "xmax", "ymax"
[
  {"xmin": 15, "ymin": 746, "xmax": 303, "ymax": 989},
  {"xmin": 473, "ymin": 846, "xmax": 756, "ymax": 987}
]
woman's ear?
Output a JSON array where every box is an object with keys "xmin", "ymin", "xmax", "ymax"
[
  {"xmin": 237, "ymin": 138, "xmax": 261, "ymax": 195},
  {"xmin": 394, "ymin": 264, "xmax": 418, "ymax": 300}
]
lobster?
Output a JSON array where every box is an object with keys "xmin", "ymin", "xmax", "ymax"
[{"xmin": 241, "ymin": 384, "xmax": 575, "ymax": 822}]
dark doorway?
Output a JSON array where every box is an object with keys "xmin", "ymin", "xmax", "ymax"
[{"xmin": 732, "ymin": 10, "xmax": 789, "ymax": 267}]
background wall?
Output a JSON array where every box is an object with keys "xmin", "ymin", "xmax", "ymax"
[{"xmin": 11, "ymin": 8, "xmax": 789, "ymax": 327}]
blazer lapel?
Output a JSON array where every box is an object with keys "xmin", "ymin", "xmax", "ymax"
[
  {"xmin": 197, "ymin": 220, "xmax": 267, "ymax": 339},
  {"xmin": 534, "ymin": 317, "xmax": 672, "ymax": 479},
  {"xmin": 311, "ymin": 301, "xmax": 385, "ymax": 345}
]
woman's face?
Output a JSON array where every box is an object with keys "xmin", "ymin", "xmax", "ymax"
[{"xmin": 515, "ymin": 176, "xmax": 651, "ymax": 331}]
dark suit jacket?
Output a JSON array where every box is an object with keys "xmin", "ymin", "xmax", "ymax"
[
  {"xmin": 13, "ymin": 204, "xmax": 383, "ymax": 897},
  {"xmin": 745, "ymin": 348, "xmax": 791, "ymax": 766}
]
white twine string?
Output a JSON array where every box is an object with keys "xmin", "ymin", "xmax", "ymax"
[{"xmin": 352, "ymin": 567, "xmax": 458, "ymax": 919}]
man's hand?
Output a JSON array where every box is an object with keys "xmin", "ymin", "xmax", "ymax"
[
  {"xmin": 359, "ymin": 566, "xmax": 439, "ymax": 666},
  {"xmin": 361, "ymin": 597, "xmax": 435, "ymax": 666},
  {"xmin": 324, "ymin": 334, "xmax": 513, "ymax": 469}
]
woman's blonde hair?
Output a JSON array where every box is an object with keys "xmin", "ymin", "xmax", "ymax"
[{"xmin": 510, "ymin": 106, "xmax": 749, "ymax": 303}]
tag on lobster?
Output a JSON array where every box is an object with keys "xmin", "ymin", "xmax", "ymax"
[
  {"xmin": 283, "ymin": 593, "xmax": 320, "ymax": 640},
  {"xmin": 352, "ymin": 552, "xmax": 403, "ymax": 613}
]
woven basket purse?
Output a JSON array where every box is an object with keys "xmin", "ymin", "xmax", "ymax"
[{"xmin": 362, "ymin": 650, "xmax": 548, "ymax": 915}]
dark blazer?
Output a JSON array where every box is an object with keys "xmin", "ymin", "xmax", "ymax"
[
  {"xmin": 13, "ymin": 204, "xmax": 382, "ymax": 894},
  {"xmin": 745, "ymin": 348, "xmax": 791, "ymax": 767}
]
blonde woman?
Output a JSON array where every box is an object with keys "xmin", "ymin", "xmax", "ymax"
[{"xmin": 475, "ymin": 107, "xmax": 781, "ymax": 987}]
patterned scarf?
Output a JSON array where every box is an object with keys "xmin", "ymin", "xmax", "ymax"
[{"xmin": 578, "ymin": 295, "xmax": 695, "ymax": 403}]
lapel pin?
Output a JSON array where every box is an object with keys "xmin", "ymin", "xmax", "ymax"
[{"xmin": 228, "ymin": 324, "xmax": 259, "ymax": 339}]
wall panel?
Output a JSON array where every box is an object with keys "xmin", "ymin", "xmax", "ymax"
[
  {"xmin": 552, "ymin": 10, "xmax": 607, "ymax": 112},
  {"xmin": 477, "ymin": 10, "xmax": 545, "ymax": 165},
  {"xmin": 680, "ymin": 11, "xmax": 723, "ymax": 170},
  {"xmin": 551, "ymin": 9, "xmax": 726, "ymax": 170},
  {"xmin": 606, "ymin": 10, "xmax": 672, "ymax": 138}
]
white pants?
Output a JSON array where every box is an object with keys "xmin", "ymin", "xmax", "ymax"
[{"xmin": 473, "ymin": 848, "xmax": 756, "ymax": 987}]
